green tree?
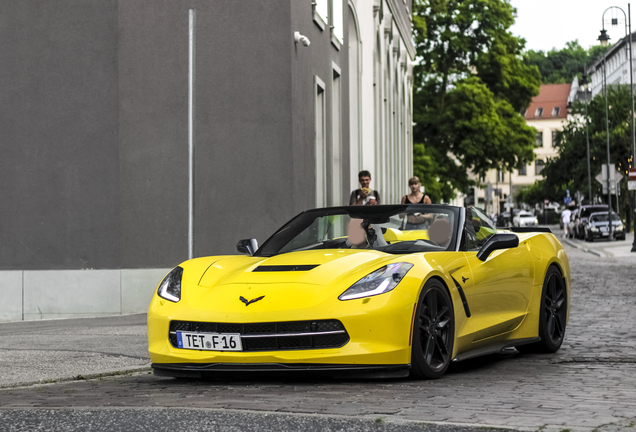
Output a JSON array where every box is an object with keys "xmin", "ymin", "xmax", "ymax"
[
  {"xmin": 525, "ymin": 41, "xmax": 610, "ymax": 84},
  {"xmin": 412, "ymin": 0, "xmax": 540, "ymax": 203},
  {"xmin": 521, "ymin": 85, "xmax": 633, "ymax": 221}
]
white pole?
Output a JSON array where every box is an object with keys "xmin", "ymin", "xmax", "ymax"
[{"xmin": 188, "ymin": 9, "xmax": 196, "ymax": 260}]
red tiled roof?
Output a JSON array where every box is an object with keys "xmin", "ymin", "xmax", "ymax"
[{"xmin": 524, "ymin": 83, "xmax": 571, "ymax": 120}]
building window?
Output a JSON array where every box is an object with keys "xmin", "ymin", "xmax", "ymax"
[
  {"xmin": 332, "ymin": 0, "xmax": 344, "ymax": 44},
  {"xmin": 331, "ymin": 65, "xmax": 342, "ymax": 205},
  {"xmin": 313, "ymin": 0, "xmax": 328, "ymax": 29},
  {"xmin": 496, "ymin": 170, "xmax": 505, "ymax": 182},
  {"xmin": 535, "ymin": 107, "xmax": 544, "ymax": 117},
  {"xmin": 535, "ymin": 159, "xmax": 545, "ymax": 175},
  {"xmin": 315, "ymin": 76, "xmax": 327, "ymax": 207},
  {"xmin": 551, "ymin": 107, "xmax": 560, "ymax": 117},
  {"xmin": 536, "ymin": 131, "xmax": 543, "ymax": 147},
  {"xmin": 518, "ymin": 165, "xmax": 527, "ymax": 176},
  {"xmin": 552, "ymin": 130, "xmax": 558, "ymax": 146}
]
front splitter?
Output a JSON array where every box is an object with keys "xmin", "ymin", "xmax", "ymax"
[{"xmin": 152, "ymin": 362, "xmax": 410, "ymax": 379}]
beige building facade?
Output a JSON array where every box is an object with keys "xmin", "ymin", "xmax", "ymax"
[{"xmin": 475, "ymin": 84, "xmax": 571, "ymax": 214}]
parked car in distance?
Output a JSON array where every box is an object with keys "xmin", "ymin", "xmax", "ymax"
[
  {"xmin": 584, "ymin": 212, "xmax": 626, "ymax": 242},
  {"xmin": 498, "ymin": 209, "xmax": 522, "ymax": 227},
  {"xmin": 574, "ymin": 205, "xmax": 609, "ymax": 239},
  {"xmin": 513, "ymin": 211, "xmax": 539, "ymax": 228}
]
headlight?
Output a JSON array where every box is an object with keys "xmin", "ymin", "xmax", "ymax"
[
  {"xmin": 590, "ymin": 227, "xmax": 599, "ymax": 232},
  {"xmin": 616, "ymin": 224, "xmax": 624, "ymax": 231},
  {"xmin": 339, "ymin": 263, "xmax": 413, "ymax": 301},
  {"xmin": 157, "ymin": 266, "xmax": 183, "ymax": 302},
  {"xmin": 534, "ymin": 218, "xmax": 539, "ymax": 224}
]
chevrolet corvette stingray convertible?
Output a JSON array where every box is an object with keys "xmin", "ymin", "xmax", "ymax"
[{"xmin": 148, "ymin": 205, "xmax": 570, "ymax": 379}]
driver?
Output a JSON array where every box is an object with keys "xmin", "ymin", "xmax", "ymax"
[
  {"xmin": 428, "ymin": 217, "xmax": 452, "ymax": 247},
  {"xmin": 345, "ymin": 218, "xmax": 388, "ymax": 249},
  {"xmin": 346, "ymin": 218, "xmax": 368, "ymax": 248}
]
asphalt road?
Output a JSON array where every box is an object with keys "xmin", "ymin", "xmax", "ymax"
[{"xmin": 1, "ymin": 227, "xmax": 636, "ymax": 431}]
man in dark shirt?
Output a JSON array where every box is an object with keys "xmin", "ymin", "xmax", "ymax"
[{"xmin": 349, "ymin": 170, "xmax": 381, "ymax": 205}]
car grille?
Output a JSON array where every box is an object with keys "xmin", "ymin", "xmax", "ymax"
[{"xmin": 169, "ymin": 319, "xmax": 349, "ymax": 351}]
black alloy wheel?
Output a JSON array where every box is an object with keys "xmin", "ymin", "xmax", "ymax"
[
  {"xmin": 411, "ymin": 279, "xmax": 454, "ymax": 379},
  {"xmin": 518, "ymin": 266, "xmax": 567, "ymax": 353}
]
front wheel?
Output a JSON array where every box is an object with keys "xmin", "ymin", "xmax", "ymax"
[{"xmin": 410, "ymin": 279, "xmax": 455, "ymax": 379}]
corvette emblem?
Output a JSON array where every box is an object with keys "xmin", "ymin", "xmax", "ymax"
[
  {"xmin": 462, "ymin": 276, "xmax": 469, "ymax": 283},
  {"xmin": 239, "ymin": 295, "xmax": 265, "ymax": 306}
]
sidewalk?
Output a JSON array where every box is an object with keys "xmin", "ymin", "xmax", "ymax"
[
  {"xmin": 0, "ymin": 314, "xmax": 149, "ymax": 387},
  {"xmin": 559, "ymin": 229, "xmax": 636, "ymax": 259}
]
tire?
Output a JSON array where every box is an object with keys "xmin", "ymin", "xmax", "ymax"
[
  {"xmin": 517, "ymin": 266, "xmax": 567, "ymax": 354},
  {"xmin": 410, "ymin": 279, "xmax": 454, "ymax": 379}
]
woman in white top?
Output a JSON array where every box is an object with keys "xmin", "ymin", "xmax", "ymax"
[{"xmin": 561, "ymin": 208, "xmax": 572, "ymax": 237}]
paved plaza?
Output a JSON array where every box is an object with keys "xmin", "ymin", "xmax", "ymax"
[{"xmin": 1, "ymin": 228, "xmax": 636, "ymax": 431}]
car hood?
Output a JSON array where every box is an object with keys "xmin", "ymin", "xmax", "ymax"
[
  {"xmin": 589, "ymin": 221, "xmax": 621, "ymax": 227},
  {"xmin": 196, "ymin": 249, "xmax": 399, "ymax": 288}
]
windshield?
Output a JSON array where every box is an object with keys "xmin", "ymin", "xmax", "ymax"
[
  {"xmin": 590, "ymin": 213, "xmax": 621, "ymax": 223},
  {"xmin": 581, "ymin": 206, "xmax": 607, "ymax": 218},
  {"xmin": 256, "ymin": 205, "xmax": 459, "ymax": 257},
  {"xmin": 518, "ymin": 212, "xmax": 533, "ymax": 217}
]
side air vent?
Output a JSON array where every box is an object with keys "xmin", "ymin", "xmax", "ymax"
[{"xmin": 253, "ymin": 265, "xmax": 319, "ymax": 272}]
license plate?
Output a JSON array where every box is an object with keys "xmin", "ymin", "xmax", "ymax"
[{"xmin": 176, "ymin": 331, "xmax": 243, "ymax": 351}]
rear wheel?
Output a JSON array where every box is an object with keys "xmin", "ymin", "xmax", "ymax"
[
  {"xmin": 410, "ymin": 279, "xmax": 454, "ymax": 379},
  {"xmin": 518, "ymin": 266, "xmax": 567, "ymax": 353}
]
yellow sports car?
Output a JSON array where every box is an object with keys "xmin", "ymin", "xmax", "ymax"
[{"xmin": 148, "ymin": 205, "xmax": 570, "ymax": 379}]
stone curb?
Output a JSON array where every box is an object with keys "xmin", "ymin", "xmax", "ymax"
[
  {"xmin": 561, "ymin": 237, "xmax": 605, "ymax": 257},
  {"xmin": 3, "ymin": 406, "xmax": 531, "ymax": 432},
  {"xmin": 0, "ymin": 365, "xmax": 151, "ymax": 390}
]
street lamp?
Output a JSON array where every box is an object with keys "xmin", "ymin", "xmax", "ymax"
[
  {"xmin": 598, "ymin": 29, "xmax": 610, "ymax": 47},
  {"xmin": 599, "ymin": 6, "xmax": 636, "ymax": 247}
]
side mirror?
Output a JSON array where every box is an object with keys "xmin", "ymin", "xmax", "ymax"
[
  {"xmin": 476, "ymin": 233, "xmax": 519, "ymax": 261},
  {"xmin": 236, "ymin": 238, "xmax": 258, "ymax": 256}
]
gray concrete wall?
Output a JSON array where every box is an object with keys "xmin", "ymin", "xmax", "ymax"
[
  {"xmin": 0, "ymin": 0, "xmax": 121, "ymax": 270},
  {"xmin": 117, "ymin": 0, "xmax": 297, "ymax": 264},
  {"xmin": 0, "ymin": 269, "xmax": 169, "ymax": 322},
  {"xmin": 117, "ymin": 1, "xmax": 190, "ymax": 268},
  {"xmin": 192, "ymin": 0, "xmax": 296, "ymax": 257},
  {"xmin": 0, "ymin": 0, "xmax": 325, "ymax": 271}
]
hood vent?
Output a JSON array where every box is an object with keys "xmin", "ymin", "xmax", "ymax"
[{"xmin": 253, "ymin": 264, "xmax": 319, "ymax": 272}]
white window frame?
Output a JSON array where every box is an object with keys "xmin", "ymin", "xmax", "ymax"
[
  {"xmin": 315, "ymin": 76, "xmax": 327, "ymax": 207},
  {"xmin": 313, "ymin": 0, "xmax": 328, "ymax": 30},
  {"xmin": 331, "ymin": 64, "xmax": 342, "ymax": 206}
]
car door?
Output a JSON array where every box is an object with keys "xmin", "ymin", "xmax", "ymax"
[{"xmin": 461, "ymin": 208, "xmax": 534, "ymax": 342}]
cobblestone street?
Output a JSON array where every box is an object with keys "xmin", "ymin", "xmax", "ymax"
[{"xmin": 1, "ymin": 231, "xmax": 635, "ymax": 431}]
